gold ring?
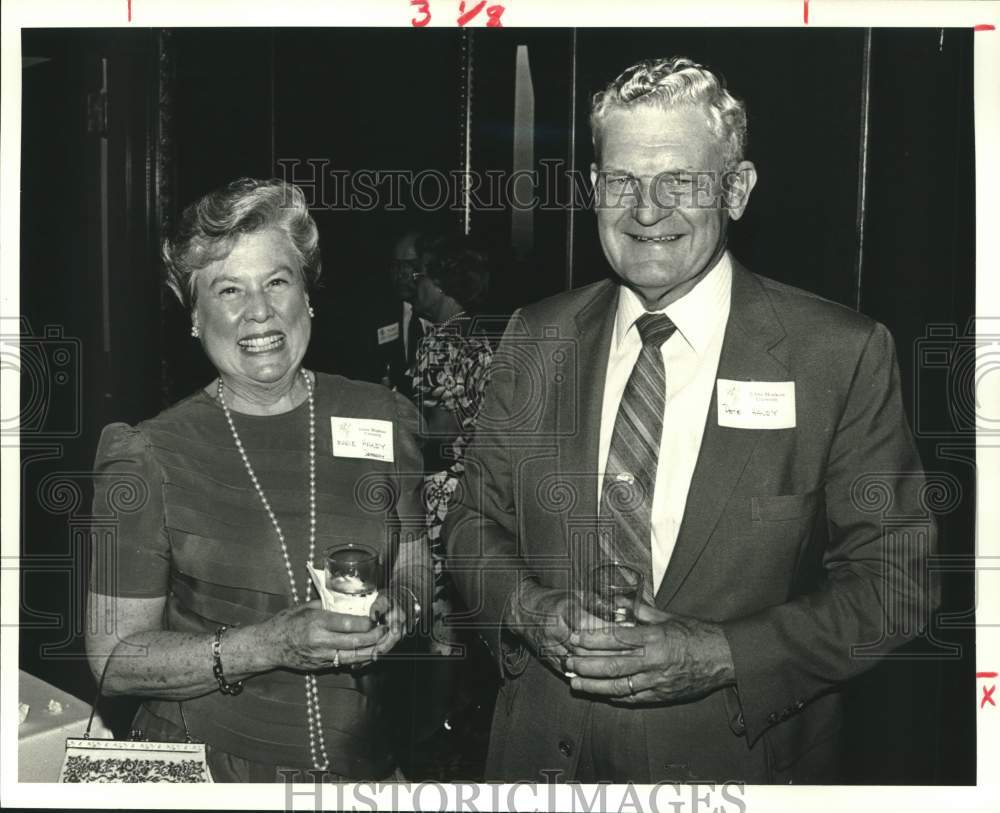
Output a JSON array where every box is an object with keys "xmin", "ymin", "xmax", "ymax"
[
  {"xmin": 333, "ymin": 651, "xmax": 341, "ymax": 668},
  {"xmin": 627, "ymin": 675, "xmax": 635, "ymax": 695}
]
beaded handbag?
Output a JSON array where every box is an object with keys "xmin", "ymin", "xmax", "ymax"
[{"xmin": 59, "ymin": 658, "xmax": 213, "ymax": 783}]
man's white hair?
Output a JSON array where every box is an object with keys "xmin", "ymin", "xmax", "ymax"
[{"xmin": 590, "ymin": 56, "xmax": 748, "ymax": 167}]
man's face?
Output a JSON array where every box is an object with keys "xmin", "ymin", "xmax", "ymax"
[
  {"xmin": 591, "ymin": 104, "xmax": 756, "ymax": 309},
  {"xmin": 389, "ymin": 231, "xmax": 421, "ymax": 302}
]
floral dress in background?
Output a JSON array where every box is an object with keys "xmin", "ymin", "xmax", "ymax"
[{"xmin": 411, "ymin": 318, "xmax": 494, "ymax": 646}]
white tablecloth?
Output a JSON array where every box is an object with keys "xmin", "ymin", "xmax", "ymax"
[{"xmin": 18, "ymin": 669, "xmax": 113, "ymax": 782}]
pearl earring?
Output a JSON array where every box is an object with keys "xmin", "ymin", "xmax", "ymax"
[
  {"xmin": 308, "ymin": 305, "xmax": 315, "ymax": 318},
  {"xmin": 191, "ymin": 324, "xmax": 200, "ymax": 338}
]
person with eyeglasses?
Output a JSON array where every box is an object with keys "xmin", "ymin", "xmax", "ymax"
[
  {"xmin": 444, "ymin": 56, "xmax": 936, "ymax": 784},
  {"xmin": 404, "ymin": 231, "xmax": 502, "ymax": 780},
  {"xmin": 374, "ymin": 229, "xmax": 436, "ymax": 397}
]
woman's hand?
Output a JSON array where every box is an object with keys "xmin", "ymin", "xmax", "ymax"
[{"xmin": 263, "ymin": 601, "xmax": 390, "ymax": 671}]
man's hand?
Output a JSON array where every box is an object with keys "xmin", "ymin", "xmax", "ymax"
[
  {"xmin": 367, "ymin": 586, "xmax": 421, "ymax": 660},
  {"xmin": 505, "ymin": 582, "xmax": 605, "ymax": 675},
  {"xmin": 564, "ymin": 604, "xmax": 736, "ymax": 703}
]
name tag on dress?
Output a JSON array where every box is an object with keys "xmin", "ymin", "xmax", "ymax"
[
  {"xmin": 377, "ymin": 323, "xmax": 400, "ymax": 345},
  {"xmin": 330, "ymin": 417, "xmax": 394, "ymax": 462},
  {"xmin": 716, "ymin": 379, "xmax": 796, "ymax": 429}
]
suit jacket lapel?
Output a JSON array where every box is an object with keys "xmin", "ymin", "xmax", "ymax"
[
  {"xmin": 561, "ymin": 281, "xmax": 618, "ymax": 542},
  {"xmin": 655, "ymin": 263, "xmax": 790, "ymax": 609}
]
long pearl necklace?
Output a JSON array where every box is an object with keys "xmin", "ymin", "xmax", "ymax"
[{"xmin": 217, "ymin": 369, "xmax": 329, "ymax": 772}]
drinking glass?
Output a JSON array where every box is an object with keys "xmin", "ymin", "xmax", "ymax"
[
  {"xmin": 324, "ymin": 544, "xmax": 380, "ymax": 616},
  {"xmin": 587, "ymin": 561, "xmax": 643, "ymax": 626}
]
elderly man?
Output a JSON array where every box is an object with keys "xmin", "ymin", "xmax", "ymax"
[{"xmin": 444, "ymin": 57, "xmax": 935, "ymax": 783}]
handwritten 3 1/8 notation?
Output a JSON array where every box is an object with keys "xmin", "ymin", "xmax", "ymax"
[{"xmin": 411, "ymin": 0, "xmax": 505, "ymax": 28}]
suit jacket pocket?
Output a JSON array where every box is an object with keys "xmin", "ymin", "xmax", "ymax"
[{"xmin": 751, "ymin": 489, "xmax": 822, "ymax": 522}]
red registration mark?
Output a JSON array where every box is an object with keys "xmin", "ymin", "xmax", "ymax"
[{"xmin": 977, "ymin": 672, "xmax": 997, "ymax": 709}]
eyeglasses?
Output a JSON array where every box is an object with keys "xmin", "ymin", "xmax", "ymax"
[
  {"xmin": 389, "ymin": 259, "xmax": 425, "ymax": 281},
  {"xmin": 595, "ymin": 170, "xmax": 724, "ymax": 209}
]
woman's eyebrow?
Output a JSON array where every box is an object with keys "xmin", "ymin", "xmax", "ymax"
[{"xmin": 208, "ymin": 274, "xmax": 241, "ymax": 287}]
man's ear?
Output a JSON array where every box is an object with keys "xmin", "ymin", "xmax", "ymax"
[
  {"xmin": 590, "ymin": 162, "xmax": 606, "ymax": 209},
  {"xmin": 725, "ymin": 160, "xmax": 758, "ymax": 221}
]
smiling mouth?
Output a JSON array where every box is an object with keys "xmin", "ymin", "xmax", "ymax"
[
  {"xmin": 629, "ymin": 234, "xmax": 684, "ymax": 243},
  {"xmin": 238, "ymin": 332, "xmax": 285, "ymax": 353}
]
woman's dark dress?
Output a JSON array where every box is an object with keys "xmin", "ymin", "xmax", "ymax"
[{"xmin": 90, "ymin": 373, "xmax": 429, "ymax": 780}]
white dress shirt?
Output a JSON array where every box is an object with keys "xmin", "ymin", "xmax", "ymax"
[
  {"xmin": 401, "ymin": 301, "xmax": 432, "ymax": 360},
  {"xmin": 597, "ymin": 252, "xmax": 732, "ymax": 592}
]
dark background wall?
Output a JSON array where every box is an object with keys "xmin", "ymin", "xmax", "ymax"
[{"xmin": 18, "ymin": 26, "xmax": 976, "ymax": 784}]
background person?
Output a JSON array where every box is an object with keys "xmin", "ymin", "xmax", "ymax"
[
  {"xmin": 403, "ymin": 233, "xmax": 501, "ymax": 779},
  {"xmin": 378, "ymin": 228, "xmax": 435, "ymax": 397},
  {"xmin": 409, "ymin": 231, "xmax": 495, "ymax": 598}
]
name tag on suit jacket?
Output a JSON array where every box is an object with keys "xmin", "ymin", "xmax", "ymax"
[
  {"xmin": 377, "ymin": 322, "xmax": 401, "ymax": 345},
  {"xmin": 716, "ymin": 378, "xmax": 796, "ymax": 429}
]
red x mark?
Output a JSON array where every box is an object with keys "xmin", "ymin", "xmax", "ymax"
[{"xmin": 982, "ymin": 684, "xmax": 996, "ymax": 708}]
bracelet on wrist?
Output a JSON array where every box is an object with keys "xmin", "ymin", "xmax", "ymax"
[
  {"xmin": 212, "ymin": 625, "xmax": 245, "ymax": 696},
  {"xmin": 394, "ymin": 585, "xmax": 422, "ymax": 631}
]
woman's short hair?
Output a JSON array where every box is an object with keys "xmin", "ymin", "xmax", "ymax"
[
  {"xmin": 162, "ymin": 178, "xmax": 321, "ymax": 310},
  {"xmin": 417, "ymin": 233, "xmax": 492, "ymax": 313},
  {"xmin": 590, "ymin": 56, "xmax": 748, "ymax": 167}
]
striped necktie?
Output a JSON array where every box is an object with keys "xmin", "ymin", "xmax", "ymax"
[{"xmin": 597, "ymin": 312, "xmax": 677, "ymax": 605}]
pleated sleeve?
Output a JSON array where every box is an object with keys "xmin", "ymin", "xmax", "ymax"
[{"xmin": 89, "ymin": 422, "xmax": 171, "ymax": 599}]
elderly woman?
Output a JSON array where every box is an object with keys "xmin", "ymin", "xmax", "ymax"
[
  {"xmin": 85, "ymin": 178, "xmax": 431, "ymax": 782},
  {"xmin": 409, "ymin": 234, "xmax": 494, "ymax": 629},
  {"xmin": 403, "ymin": 234, "xmax": 499, "ymax": 777}
]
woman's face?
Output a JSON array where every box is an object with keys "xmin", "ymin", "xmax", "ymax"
[
  {"xmin": 412, "ymin": 274, "xmax": 446, "ymax": 321},
  {"xmin": 192, "ymin": 227, "xmax": 311, "ymax": 395}
]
